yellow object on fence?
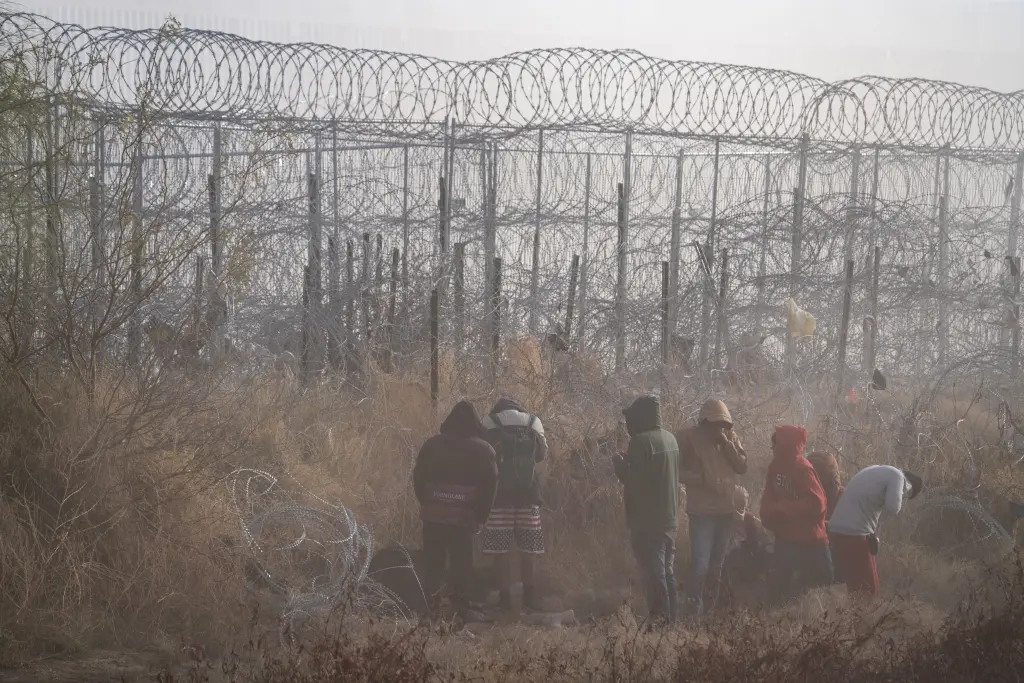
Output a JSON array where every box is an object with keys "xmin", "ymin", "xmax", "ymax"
[{"xmin": 785, "ymin": 297, "xmax": 816, "ymax": 338}]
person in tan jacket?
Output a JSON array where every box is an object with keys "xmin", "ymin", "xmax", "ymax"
[{"xmin": 675, "ymin": 399, "xmax": 748, "ymax": 617}]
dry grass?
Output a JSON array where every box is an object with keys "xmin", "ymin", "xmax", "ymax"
[{"xmin": 2, "ymin": 349, "xmax": 1024, "ymax": 680}]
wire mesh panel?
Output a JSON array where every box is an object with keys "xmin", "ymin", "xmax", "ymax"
[{"xmin": 0, "ymin": 9, "xmax": 1023, "ymax": 387}]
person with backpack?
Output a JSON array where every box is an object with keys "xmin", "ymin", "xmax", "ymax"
[
  {"xmin": 827, "ymin": 465, "xmax": 923, "ymax": 597},
  {"xmin": 412, "ymin": 400, "xmax": 498, "ymax": 622},
  {"xmin": 675, "ymin": 398, "xmax": 748, "ymax": 617},
  {"xmin": 613, "ymin": 394, "xmax": 681, "ymax": 625},
  {"xmin": 759, "ymin": 425, "xmax": 834, "ymax": 602},
  {"xmin": 480, "ymin": 397, "xmax": 549, "ymax": 613}
]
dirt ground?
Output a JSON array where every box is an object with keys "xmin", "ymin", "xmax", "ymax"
[{"xmin": 0, "ymin": 650, "xmax": 182, "ymax": 683}]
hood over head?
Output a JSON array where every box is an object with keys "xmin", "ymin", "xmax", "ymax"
[
  {"xmin": 806, "ymin": 451, "xmax": 842, "ymax": 492},
  {"xmin": 698, "ymin": 399, "xmax": 733, "ymax": 426},
  {"xmin": 622, "ymin": 394, "xmax": 662, "ymax": 436},
  {"xmin": 440, "ymin": 400, "xmax": 484, "ymax": 439},
  {"xmin": 771, "ymin": 425, "xmax": 808, "ymax": 460},
  {"xmin": 491, "ymin": 396, "xmax": 525, "ymax": 415}
]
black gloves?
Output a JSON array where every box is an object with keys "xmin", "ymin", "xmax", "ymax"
[{"xmin": 867, "ymin": 533, "xmax": 879, "ymax": 556}]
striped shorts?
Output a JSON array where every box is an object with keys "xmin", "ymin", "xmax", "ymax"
[{"xmin": 482, "ymin": 506, "xmax": 545, "ymax": 555}]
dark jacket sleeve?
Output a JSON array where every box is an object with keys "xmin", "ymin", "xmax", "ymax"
[
  {"xmin": 412, "ymin": 440, "xmax": 431, "ymax": 505},
  {"xmin": 474, "ymin": 442, "xmax": 499, "ymax": 524}
]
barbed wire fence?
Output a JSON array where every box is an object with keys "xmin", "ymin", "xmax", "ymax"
[{"xmin": 2, "ymin": 12, "xmax": 1024, "ymax": 626}]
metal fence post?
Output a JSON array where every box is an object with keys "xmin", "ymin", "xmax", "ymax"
[
  {"xmin": 615, "ymin": 181, "xmax": 627, "ymax": 372},
  {"xmin": 1005, "ymin": 153, "xmax": 1023, "ymax": 370},
  {"xmin": 670, "ymin": 149, "xmax": 683, "ymax": 337},
  {"xmin": 756, "ymin": 154, "xmax": 772, "ymax": 336},
  {"xmin": 128, "ymin": 146, "xmax": 143, "ymax": 368},
  {"xmin": 565, "ymin": 254, "xmax": 580, "ymax": 341},
  {"xmin": 836, "ymin": 259, "xmax": 855, "ymax": 399},
  {"xmin": 936, "ymin": 145, "xmax": 951, "ymax": 367},
  {"xmin": 529, "ymin": 129, "xmax": 544, "ymax": 335},
  {"xmin": 699, "ymin": 138, "xmax": 721, "ymax": 372},
  {"xmin": 714, "ymin": 248, "xmax": 729, "ymax": 370},
  {"xmin": 785, "ymin": 134, "xmax": 809, "ymax": 368},
  {"xmin": 577, "ymin": 152, "xmax": 592, "ymax": 349},
  {"xmin": 491, "ymin": 257, "xmax": 502, "ymax": 384}
]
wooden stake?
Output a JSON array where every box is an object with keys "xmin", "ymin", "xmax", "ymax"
[
  {"xmin": 836, "ymin": 259, "xmax": 855, "ymax": 399},
  {"xmin": 430, "ymin": 288, "xmax": 440, "ymax": 414}
]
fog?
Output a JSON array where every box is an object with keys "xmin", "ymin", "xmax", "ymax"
[{"xmin": 16, "ymin": 0, "xmax": 1024, "ymax": 92}]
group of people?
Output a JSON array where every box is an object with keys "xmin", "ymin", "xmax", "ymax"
[
  {"xmin": 412, "ymin": 393, "xmax": 923, "ymax": 625},
  {"xmin": 615, "ymin": 395, "xmax": 924, "ymax": 623},
  {"xmin": 412, "ymin": 397, "xmax": 548, "ymax": 621}
]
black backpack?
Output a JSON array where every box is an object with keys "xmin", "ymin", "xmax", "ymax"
[{"xmin": 490, "ymin": 410, "xmax": 538, "ymax": 494}]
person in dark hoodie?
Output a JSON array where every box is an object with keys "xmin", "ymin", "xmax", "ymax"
[
  {"xmin": 413, "ymin": 400, "xmax": 499, "ymax": 622},
  {"xmin": 480, "ymin": 396, "xmax": 549, "ymax": 613},
  {"xmin": 759, "ymin": 425, "xmax": 833, "ymax": 601},
  {"xmin": 613, "ymin": 394, "xmax": 681, "ymax": 625}
]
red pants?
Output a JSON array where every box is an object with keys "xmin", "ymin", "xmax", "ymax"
[{"xmin": 829, "ymin": 533, "xmax": 879, "ymax": 596}]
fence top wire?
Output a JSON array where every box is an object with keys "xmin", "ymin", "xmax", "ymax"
[{"xmin": 2, "ymin": 11, "xmax": 1023, "ymax": 154}]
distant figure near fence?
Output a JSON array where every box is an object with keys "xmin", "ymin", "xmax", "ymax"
[
  {"xmin": 412, "ymin": 401, "xmax": 498, "ymax": 623},
  {"xmin": 827, "ymin": 465, "xmax": 923, "ymax": 598}
]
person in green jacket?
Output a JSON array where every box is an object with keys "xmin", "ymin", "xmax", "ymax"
[{"xmin": 613, "ymin": 394, "xmax": 681, "ymax": 625}]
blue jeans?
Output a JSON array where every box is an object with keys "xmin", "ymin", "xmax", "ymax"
[
  {"xmin": 686, "ymin": 513, "xmax": 735, "ymax": 615},
  {"xmin": 630, "ymin": 530, "xmax": 678, "ymax": 624}
]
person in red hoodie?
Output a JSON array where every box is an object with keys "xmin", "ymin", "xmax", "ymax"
[{"xmin": 759, "ymin": 425, "xmax": 834, "ymax": 602}]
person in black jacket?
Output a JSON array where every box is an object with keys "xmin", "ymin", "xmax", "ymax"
[{"xmin": 413, "ymin": 400, "xmax": 498, "ymax": 621}]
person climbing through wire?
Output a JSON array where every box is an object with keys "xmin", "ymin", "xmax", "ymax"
[
  {"xmin": 412, "ymin": 400, "xmax": 498, "ymax": 624},
  {"xmin": 827, "ymin": 464, "xmax": 923, "ymax": 598},
  {"xmin": 480, "ymin": 396, "xmax": 548, "ymax": 614},
  {"xmin": 759, "ymin": 425, "xmax": 834, "ymax": 602},
  {"xmin": 613, "ymin": 393, "xmax": 681, "ymax": 626}
]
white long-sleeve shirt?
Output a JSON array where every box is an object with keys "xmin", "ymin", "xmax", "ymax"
[{"xmin": 827, "ymin": 465, "xmax": 912, "ymax": 536}]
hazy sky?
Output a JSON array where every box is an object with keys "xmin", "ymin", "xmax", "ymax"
[{"xmin": 17, "ymin": 0, "xmax": 1024, "ymax": 93}]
